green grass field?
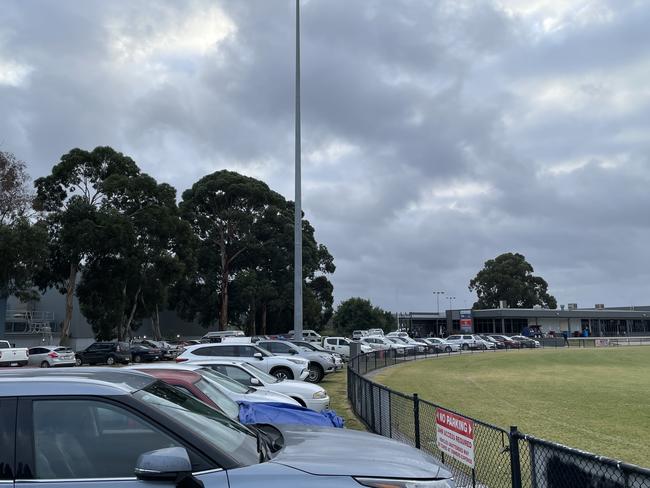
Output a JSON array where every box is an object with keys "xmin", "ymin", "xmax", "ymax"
[
  {"xmin": 319, "ymin": 370, "xmax": 366, "ymax": 431},
  {"xmin": 373, "ymin": 347, "xmax": 650, "ymax": 467}
]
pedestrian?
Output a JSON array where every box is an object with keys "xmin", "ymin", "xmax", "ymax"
[{"xmin": 562, "ymin": 330, "xmax": 569, "ymax": 346}]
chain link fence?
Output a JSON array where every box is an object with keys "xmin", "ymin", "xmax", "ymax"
[{"xmin": 348, "ymin": 348, "xmax": 650, "ymax": 488}]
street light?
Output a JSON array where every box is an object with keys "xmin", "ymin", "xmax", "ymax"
[
  {"xmin": 293, "ymin": 0, "xmax": 303, "ymax": 341},
  {"xmin": 446, "ymin": 296, "xmax": 456, "ymax": 311},
  {"xmin": 433, "ymin": 291, "xmax": 445, "ymax": 314}
]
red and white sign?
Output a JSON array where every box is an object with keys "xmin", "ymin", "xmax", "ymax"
[{"xmin": 435, "ymin": 408, "xmax": 475, "ymax": 468}]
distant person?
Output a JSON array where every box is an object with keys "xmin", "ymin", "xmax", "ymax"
[
  {"xmin": 562, "ymin": 331, "xmax": 569, "ymax": 346},
  {"xmin": 582, "ymin": 328, "xmax": 589, "ymax": 337}
]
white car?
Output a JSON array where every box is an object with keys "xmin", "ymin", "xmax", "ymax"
[
  {"xmin": 421, "ymin": 337, "xmax": 461, "ymax": 352},
  {"xmin": 352, "ymin": 330, "xmax": 368, "ymax": 340},
  {"xmin": 445, "ymin": 334, "xmax": 484, "ymax": 350},
  {"xmin": 176, "ymin": 343, "xmax": 309, "ymax": 381},
  {"xmin": 472, "ymin": 335, "xmax": 496, "ymax": 350},
  {"xmin": 386, "ymin": 331, "xmax": 410, "ymax": 339},
  {"xmin": 361, "ymin": 336, "xmax": 407, "ymax": 354},
  {"xmin": 322, "ymin": 336, "xmax": 372, "ymax": 359},
  {"xmin": 191, "ymin": 360, "xmax": 330, "ymax": 411},
  {"xmin": 395, "ymin": 336, "xmax": 426, "ymax": 353},
  {"xmin": 129, "ymin": 363, "xmax": 301, "ymax": 406},
  {"xmin": 367, "ymin": 328, "xmax": 385, "ymax": 337},
  {"xmin": 27, "ymin": 345, "xmax": 76, "ymax": 368}
]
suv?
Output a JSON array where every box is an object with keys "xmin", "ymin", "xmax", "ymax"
[
  {"xmin": 322, "ymin": 336, "xmax": 372, "ymax": 359},
  {"xmin": 256, "ymin": 340, "xmax": 335, "ymax": 383},
  {"xmin": 176, "ymin": 343, "xmax": 309, "ymax": 381},
  {"xmin": 75, "ymin": 342, "xmax": 131, "ymax": 366},
  {"xmin": 445, "ymin": 334, "xmax": 482, "ymax": 351}
]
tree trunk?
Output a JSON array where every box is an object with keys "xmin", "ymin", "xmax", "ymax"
[
  {"xmin": 151, "ymin": 304, "xmax": 162, "ymax": 340},
  {"xmin": 261, "ymin": 303, "xmax": 267, "ymax": 335},
  {"xmin": 124, "ymin": 285, "xmax": 142, "ymax": 340},
  {"xmin": 250, "ymin": 300, "xmax": 256, "ymax": 336},
  {"xmin": 118, "ymin": 283, "xmax": 128, "ymax": 341},
  {"xmin": 219, "ymin": 233, "xmax": 229, "ymax": 331},
  {"xmin": 60, "ymin": 263, "xmax": 77, "ymax": 346}
]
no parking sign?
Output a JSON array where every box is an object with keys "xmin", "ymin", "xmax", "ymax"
[{"xmin": 436, "ymin": 408, "xmax": 475, "ymax": 468}]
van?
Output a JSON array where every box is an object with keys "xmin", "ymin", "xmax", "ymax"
[
  {"xmin": 367, "ymin": 328, "xmax": 384, "ymax": 337},
  {"xmin": 201, "ymin": 330, "xmax": 245, "ymax": 343},
  {"xmin": 284, "ymin": 329, "xmax": 322, "ymax": 343}
]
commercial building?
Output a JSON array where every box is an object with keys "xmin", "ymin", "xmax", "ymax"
[{"xmin": 399, "ymin": 305, "xmax": 650, "ymax": 338}]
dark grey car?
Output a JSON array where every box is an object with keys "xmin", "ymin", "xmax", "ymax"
[{"xmin": 0, "ymin": 368, "xmax": 455, "ymax": 487}]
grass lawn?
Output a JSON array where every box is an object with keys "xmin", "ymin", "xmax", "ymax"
[
  {"xmin": 319, "ymin": 369, "xmax": 366, "ymax": 431},
  {"xmin": 373, "ymin": 347, "xmax": 650, "ymax": 467}
]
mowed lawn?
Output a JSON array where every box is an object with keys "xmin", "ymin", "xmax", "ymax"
[{"xmin": 373, "ymin": 347, "xmax": 650, "ymax": 466}]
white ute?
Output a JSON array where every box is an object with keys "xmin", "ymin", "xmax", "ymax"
[{"xmin": 0, "ymin": 340, "xmax": 29, "ymax": 367}]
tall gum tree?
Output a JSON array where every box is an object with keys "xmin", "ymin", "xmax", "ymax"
[{"xmin": 33, "ymin": 147, "xmax": 140, "ymax": 344}]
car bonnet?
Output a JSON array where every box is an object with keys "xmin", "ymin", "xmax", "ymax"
[{"xmin": 270, "ymin": 425, "xmax": 449, "ymax": 479}]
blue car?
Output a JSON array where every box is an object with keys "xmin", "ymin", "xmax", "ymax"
[{"xmin": 0, "ymin": 368, "xmax": 455, "ymax": 487}]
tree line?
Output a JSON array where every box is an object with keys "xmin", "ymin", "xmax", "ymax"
[{"xmin": 1, "ymin": 147, "xmax": 335, "ymax": 343}]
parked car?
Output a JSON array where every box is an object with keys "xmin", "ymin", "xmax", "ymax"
[
  {"xmin": 479, "ymin": 335, "xmax": 504, "ymax": 349},
  {"xmin": 257, "ymin": 339, "xmax": 335, "ymax": 383},
  {"xmin": 129, "ymin": 344, "xmax": 162, "ymax": 363},
  {"xmin": 361, "ymin": 336, "xmax": 407, "ymax": 354},
  {"xmin": 419, "ymin": 337, "xmax": 461, "ymax": 353},
  {"xmin": 284, "ymin": 329, "xmax": 322, "ymax": 344},
  {"xmin": 0, "ymin": 340, "xmax": 28, "ymax": 367},
  {"xmin": 445, "ymin": 334, "xmax": 483, "ymax": 350},
  {"xmin": 321, "ymin": 336, "xmax": 372, "ymax": 359},
  {"xmin": 131, "ymin": 365, "xmax": 300, "ymax": 407},
  {"xmin": 290, "ymin": 340, "xmax": 344, "ymax": 370},
  {"xmin": 193, "ymin": 359, "xmax": 330, "ymax": 411},
  {"xmin": 352, "ymin": 330, "xmax": 368, "ymax": 340},
  {"xmin": 27, "ymin": 346, "xmax": 76, "ymax": 368},
  {"xmin": 176, "ymin": 343, "xmax": 309, "ymax": 381},
  {"xmin": 386, "ymin": 337, "xmax": 419, "ymax": 354},
  {"xmin": 386, "ymin": 331, "xmax": 410, "ymax": 339},
  {"xmin": 367, "ymin": 328, "xmax": 385, "ymax": 336},
  {"xmin": 0, "ymin": 368, "xmax": 455, "ymax": 487},
  {"xmin": 133, "ymin": 339, "xmax": 180, "ymax": 359},
  {"xmin": 489, "ymin": 335, "xmax": 521, "ymax": 348},
  {"xmin": 75, "ymin": 341, "xmax": 131, "ymax": 366},
  {"xmin": 397, "ymin": 336, "xmax": 427, "ymax": 353},
  {"xmin": 511, "ymin": 335, "xmax": 541, "ymax": 348},
  {"xmin": 472, "ymin": 335, "xmax": 496, "ymax": 350},
  {"xmin": 202, "ymin": 330, "xmax": 245, "ymax": 343}
]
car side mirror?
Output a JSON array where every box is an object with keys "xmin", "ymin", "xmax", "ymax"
[
  {"xmin": 135, "ymin": 447, "xmax": 199, "ymax": 485},
  {"xmin": 289, "ymin": 349, "xmax": 298, "ymax": 355},
  {"xmin": 253, "ymin": 352, "xmax": 263, "ymax": 360},
  {"xmin": 251, "ymin": 377, "xmax": 261, "ymax": 386}
]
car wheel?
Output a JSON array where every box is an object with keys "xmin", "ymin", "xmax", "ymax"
[
  {"xmin": 40, "ymin": 361, "xmax": 50, "ymax": 368},
  {"xmin": 445, "ymin": 346, "xmax": 452, "ymax": 353},
  {"xmin": 133, "ymin": 355, "xmax": 142, "ymax": 363},
  {"xmin": 75, "ymin": 357, "xmax": 82, "ymax": 366},
  {"xmin": 307, "ymin": 363, "xmax": 324, "ymax": 383},
  {"xmin": 292, "ymin": 397, "xmax": 307, "ymax": 407},
  {"xmin": 271, "ymin": 367, "xmax": 293, "ymax": 381},
  {"xmin": 106, "ymin": 356, "xmax": 116, "ymax": 366},
  {"xmin": 461, "ymin": 343, "xmax": 469, "ymax": 350}
]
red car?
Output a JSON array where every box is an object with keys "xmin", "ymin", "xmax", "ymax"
[
  {"xmin": 489, "ymin": 335, "xmax": 521, "ymax": 349},
  {"xmin": 132, "ymin": 368, "xmax": 241, "ymax": 419}
]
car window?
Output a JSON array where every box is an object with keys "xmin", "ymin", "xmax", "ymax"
[
  {"xmin": 29, "ymin": 347, "xmax": 46, "ymax": 355},
  {"xmin": 221, "ymin": 365, "xmax": 255, "ymax": 385},
  {"xmin": 447, "ymin": 336, "xmax": 459, "ymax": 340},
  {"xmin": 235, "ymin": 345, "xmax": 256, "ymax": 357},
  {"xmin": 32, "ymin": 399, "xmax": 181, "ymax": 480}
]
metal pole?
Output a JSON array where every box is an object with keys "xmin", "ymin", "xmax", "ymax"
[{"xmin": 293, "ymin": 0, "xmax": 303, "ymax": 341}]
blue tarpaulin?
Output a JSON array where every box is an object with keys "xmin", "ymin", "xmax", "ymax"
[{"xmin": 238, "ymin": 402, "xmax": 344, "ymax": 428}]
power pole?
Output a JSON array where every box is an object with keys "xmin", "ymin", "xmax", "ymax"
[{"xmin": 293, "ymin": 0, "xmax": 303, "ymax": 340}]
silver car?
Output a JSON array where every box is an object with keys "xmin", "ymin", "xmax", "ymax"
[
  {"xmin": 0, "ymin": 368, "xmax": 455, "ymax": 487},
  {"xmin": 27, "ymin": 345, "xmax": 76, "ymax": 368},
  {"xmin": 257, "ymin": 339, "xmax": 336, "ymax": 383}
]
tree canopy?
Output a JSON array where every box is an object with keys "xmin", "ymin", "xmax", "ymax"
[
  {"xmin": 469, "ymin": 252, "xmax": 557, "ymax": 309},
  {"xmin": 332, "ymin": 297, "xmax": 395, "ymax": 335}
]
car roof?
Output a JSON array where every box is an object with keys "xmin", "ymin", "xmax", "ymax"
[
  {"xmin": 133, "ymin": 368, "xmax": 201, "ymax": 384},
  {"xmin": 0, "ymin": 367, "xmax": 155, "ymax": 397}
]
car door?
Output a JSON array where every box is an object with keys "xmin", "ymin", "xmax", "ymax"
[
  {"xmin": 323, "ymin": 337, "xmax": 337, "ymax": 352},
  {"xmin": 15, "ymin": 396, "xmax": 228, "ymax": 488},
  {"xmin": 1, "ymin": 397, "xmax": 16, "ymax": 486},
  {"xmin": 336, "ymin": 339, "xmax": 350, "ymax": 357},
  {"xmin": 84, "ymin": 344, "xmax": 106, "ymax": 364}
]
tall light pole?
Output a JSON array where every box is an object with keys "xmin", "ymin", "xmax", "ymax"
[
  {"xmin": 293, "ymin": 0, "xmax": 303, "ymax": 340},
  {"xmin": 433, "ymin": 291, "xmax": 445, "ymax": 314},
  {"xmin": 446, "ymin": 296, "xmax": 456, "ymax": 311}
]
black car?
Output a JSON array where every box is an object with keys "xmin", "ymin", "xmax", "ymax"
[
  {"xmin": 75, "ymin": 342, "xmax": 131, "ymax": 366},
  {"xmin": 130, "ymin": 344, "xmax": 161, "ymax": 363}
]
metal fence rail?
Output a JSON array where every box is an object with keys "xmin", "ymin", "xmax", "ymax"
[{"xmin": 347, "ymin": 348, "xmax": 650, "ymax": 488}]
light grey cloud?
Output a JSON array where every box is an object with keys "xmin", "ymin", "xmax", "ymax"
[{"xmin": 1, "ymin": 0, "xmax": 649, "ymax": 313}]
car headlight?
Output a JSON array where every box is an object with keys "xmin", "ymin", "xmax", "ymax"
[
  {"xmin": 287, "ymin": 358, "xmax": 306, "ymax": 365},
  {"xmin": 312, "ymin": 390, "xmax": 328, "ymax": 399},
  {"xmin": 355, "ymin": 477, "xmax": 455, "ymax": 487},
  {"xmin": 319, "ymin": 354, "xmax": 333, "ymax": 362}
]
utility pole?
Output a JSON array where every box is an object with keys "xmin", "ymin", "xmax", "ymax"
[
  {"xmin": 293, "ymin": 0, "xmax": 303, "ymax": 340},
  {"xmin": 433, "ymin": 291, "xmax": 445, "ymax": 314}
]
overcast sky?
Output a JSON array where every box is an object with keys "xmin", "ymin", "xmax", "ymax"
[{"xmin": 2, "ymin": 0, "xmax": 649, "ymax": 312}]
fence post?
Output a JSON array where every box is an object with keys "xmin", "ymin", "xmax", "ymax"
[
  {"xmin": 509, "ymin": 426, "xmax": 523, "ymax": 488},
  {"xmin": 370, "ymin": 383, "xmax": 376, "ymax": 433},
  {"xmin": 413, "ymin": 393, "xmax": 421, "ymax": 449}
]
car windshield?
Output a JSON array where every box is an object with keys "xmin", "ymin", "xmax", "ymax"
[
  {"xmin": 240, "ymin": 362, "xmax": 279, "ymax": 384},
  {"xmin": 192, "ymin": 377, "xmax": 241, "ymax": 419},
  {"xmin": 197, "ymin": 367, "xmax": 252, "ymax": 394},
  {"xmin": 135, "ymin": 380, "xmax": 258, "ymax": 466}
]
